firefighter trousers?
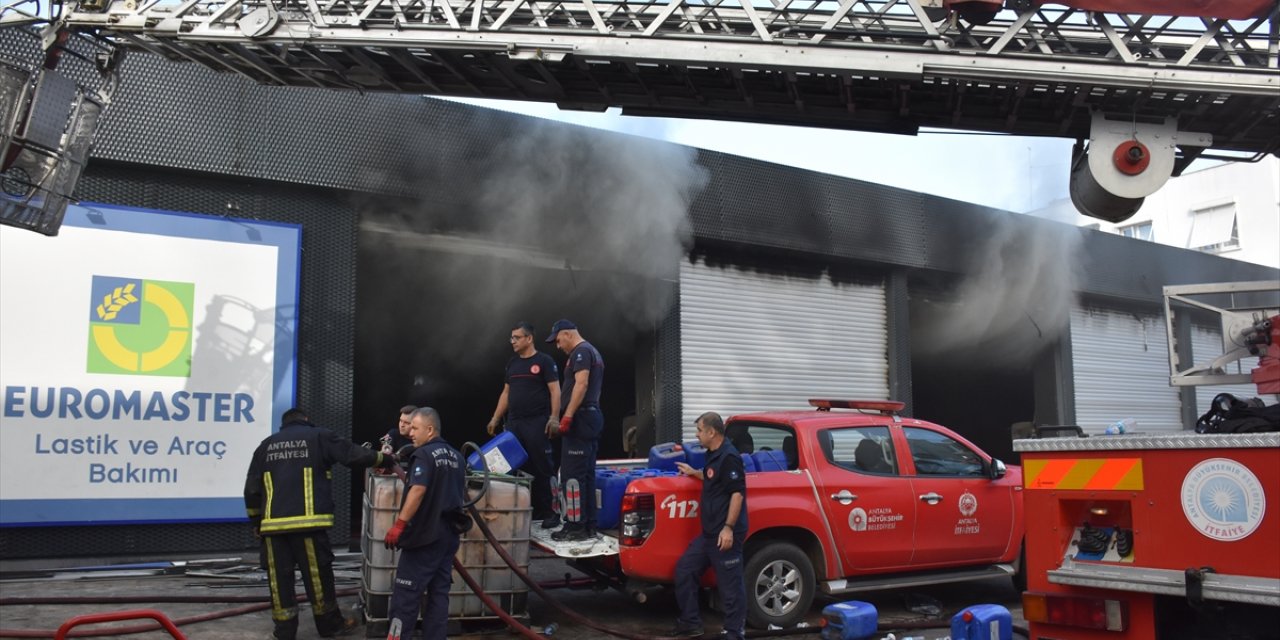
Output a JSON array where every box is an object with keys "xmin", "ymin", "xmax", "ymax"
[
  {"xmin": 262, "ymin": 531, "xmax": 347, "ymax": 640},
  {"xmin": 386, "ymin": 533, "xmax": 461, "ymax": 640},
  {"xmin": 674, "ymin": 534, "xmax": 746, "ymax": 640},
  {"xmin": 507, "ymin": 414, "xmax": 556, "ymax": 519},
  {"xmin": 559, "ymin": 409, "xmax": 601, "ymax": 527}
]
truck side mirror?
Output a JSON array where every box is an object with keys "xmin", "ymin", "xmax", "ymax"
[{"xmin": 989, "ymin": 459, "xmax": 1007, "ymax": 480}]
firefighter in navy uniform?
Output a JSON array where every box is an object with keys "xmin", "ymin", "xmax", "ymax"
[
  {"xmin": 383, "ymin": 407, "xmax": 467, "ymax": 640},
  {"xmin": 486, "ymin": 321, "xmax": 561, "ymax": 528},
  {"xmin": 671, "ymin": 411, "xmax": 748, "ymax": 640},
  {"xmin": 244, "ymin": 408, "xmax": 392, "ymax": 640},
  {"xmin": 545, "ymin": 319, "xmax": 605, "ymax": 541}
]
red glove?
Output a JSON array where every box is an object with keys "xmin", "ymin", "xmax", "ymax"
[
  {"xmin": 559, "ymin": 415, "xmax": 573, "ymax": 435},
  {"xmin": 384, "ymin": 519, "xmax": 408, "ymax": 549}
]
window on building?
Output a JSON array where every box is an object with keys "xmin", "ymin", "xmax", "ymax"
[
  {"xmin": 1188, "ymin": 203, "xmax": 1239, "ymax": 253},
  {"xmin": 1119, "ymin": 222, "xmax": 1152, "ymax": 241}
]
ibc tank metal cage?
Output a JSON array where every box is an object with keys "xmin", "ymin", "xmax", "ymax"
[{"xmin": 360, "ymin": 469, "xmax": 532, "ymax": 637}]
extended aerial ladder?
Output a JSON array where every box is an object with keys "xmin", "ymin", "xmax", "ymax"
[{"xmin": 2, "ymin": 0, "xmax": 1278, "ymax": 234}]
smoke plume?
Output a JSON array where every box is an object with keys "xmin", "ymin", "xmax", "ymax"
[
  {"xmin": 915, "ymin": 207, "xmax": 1084, "ymax": 366},
  {"xmin": 357, "ymin": 106, "xmax": 707, "ymax": 379}
]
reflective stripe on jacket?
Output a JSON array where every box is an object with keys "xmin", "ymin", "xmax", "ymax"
[{"xmin": 245, "ymin": 420, "xmax": 380, "ymax": 534}]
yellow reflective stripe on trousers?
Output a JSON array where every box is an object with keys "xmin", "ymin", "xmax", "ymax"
[
  {"xmin": 304, "ymin": 467, "xmax": 314, "ymax": 516},
  {"xmin": 304, "ymin": 536, "xmax": 326, "ymax": 614},
  {"xmin": 265, "ymin": 539, "xmax": 289, "ymax": 621},
  {"xmin": 259, "ymin": 514, "xmax": 335, "ymax": 533},
  {"xmin": 263, "ymin": 472, "xmax": 274, "ymax": 520}
]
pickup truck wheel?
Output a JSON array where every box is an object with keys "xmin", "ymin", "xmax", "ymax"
[{"xmin": 744, "ymin": 542, "xmax": 815, "ymax": 629}]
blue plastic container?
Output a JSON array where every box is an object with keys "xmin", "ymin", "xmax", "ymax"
[
  {"xmin": 648, "ymin": 442, "xmax": 687, "ymax": 472},
  {"xmin": 682, "ymin": 441, "xmax": 708, "ymax": 469},
  {"xmin": 595, "ymin": 470, "xmax": 631, "ymax": 529},
  {"xmin": 741, "ymin": 453, "xmax": 758, "ymax": 473},
  {"xmin": 466, "ymin": 431, "xmax": 528, "ymax": 474},
  {"xmin": 752, "ymin": 450, "xmax": 788, "ymax": 472},
  {"xmin": 950, "ymin": 604, "xmax": 1012, "ymax": 640},
  {"xmin": 820, "ymin": 601, "xmax": 877, "ymax": 640}
]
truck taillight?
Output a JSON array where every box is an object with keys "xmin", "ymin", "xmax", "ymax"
[
  {"xmin": 619, "ymin": 493, "xmax": 654, "ymax": 546},
  {"xmin": 1023, "ymin": 592, "xmax": 1127, "ymax": 632}
]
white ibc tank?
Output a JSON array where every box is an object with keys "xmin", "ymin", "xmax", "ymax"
[{"xmin": 360, "ymin": 470, "xmax": 533, "ymax": 623}]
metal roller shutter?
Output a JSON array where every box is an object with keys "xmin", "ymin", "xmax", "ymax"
[
  {"xmin": 679, "ymin": 258, "xmax": 888, "ymax": 441},
  {"xmin": 1191, "ymin": 324, "xmax": 1263, "ymax": 413},
  {"xmin": 1070, "ymin": 305, "xmax": 1183, "ymax": 433}
]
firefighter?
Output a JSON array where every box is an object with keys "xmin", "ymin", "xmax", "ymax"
[
  {"xmin": 486, "ymin": 321, "xmax": 562, "ymax": 529},
  {"xmin": 670, "ymin": 411, "xmax": 748, "ymax": 640},
  {"xmin": 545, "ymin": 319, "xmax": 605, "ymax": 542},
  {"xmin": 383, "ymin": 407, "xmax": 467, "ymax": 640},
  {"xmin": 244, "ymin": 407, "xmax": 392, "ymax": 640}
]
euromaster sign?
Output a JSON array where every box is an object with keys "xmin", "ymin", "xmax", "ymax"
[{"xmin": 0, "ymin": 204, "xmax": 300, "ymax": 526}]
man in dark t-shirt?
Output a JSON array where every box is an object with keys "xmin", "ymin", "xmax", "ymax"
[
  {"xmin": 545, "ymin": 318, "xmax": 605, "ymax": 541},
  {"xmin": 487, "ymin": 321, "xmax": 561, "ymax": 527},
  {"xmin": 381, "ymin": 404, "xmax": 415, "ymax": 456}
]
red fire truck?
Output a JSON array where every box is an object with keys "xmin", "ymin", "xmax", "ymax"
[{"xmin": 1014, "ymin": 282, "xmax": 1280, "ymax": 639}]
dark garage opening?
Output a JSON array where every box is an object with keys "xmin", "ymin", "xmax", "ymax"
[
  {"xmin": 351, "ymin": 228, "xmax": 665, "ymax": 536},
  {"xmin": 908, "ymin": 294, "xmax": 1045, "ymax": 465}
]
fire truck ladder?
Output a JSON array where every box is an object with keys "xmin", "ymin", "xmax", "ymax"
[
  {"xmin": 38, "ymin": 0, "xmax": 1278, "ymax": 149},
  {"xmin": 1, "ymin": 0, "xmax": 1278, "ymax": 232}
]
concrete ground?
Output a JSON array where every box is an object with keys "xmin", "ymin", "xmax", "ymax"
[{"xmin": 0, "ymin": 550, "xmax": 1025, "ymax": 639}]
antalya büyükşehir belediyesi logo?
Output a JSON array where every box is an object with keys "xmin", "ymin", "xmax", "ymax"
[{"xmin": 87, "ymin": 276, "xmax": 194, "ymax": 377}]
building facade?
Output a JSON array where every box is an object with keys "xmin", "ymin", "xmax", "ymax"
[{"xmin": 2, "ymin": 31, "xmax": 1277, "ymax": 560}]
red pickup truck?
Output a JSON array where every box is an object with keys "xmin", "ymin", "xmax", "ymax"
[{"xmin": 538, "ymin": 400, "xmax": 1026, "ymax": 629}]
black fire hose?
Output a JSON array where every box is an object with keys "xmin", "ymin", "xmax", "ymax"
[{"xmin": 460, "ymin": 441, "xmax": 490, "ymax": 509}]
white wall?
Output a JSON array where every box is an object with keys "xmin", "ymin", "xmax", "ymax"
[{"xmin": 1055, "ymin": 157, "xmax": 1280, "ymax": 269}]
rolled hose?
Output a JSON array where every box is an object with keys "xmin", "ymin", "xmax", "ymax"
[{"xmin": 0, "ymin": 589, "xmax": 359, "ymax": 638}]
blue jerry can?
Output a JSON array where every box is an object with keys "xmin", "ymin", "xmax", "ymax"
[
  {"xmin": 821, "ymin": 600, "xmax": 877, "ymax": 640},
  {"xmin": 648, "ymin": 442, "xmax": 687, "ymax": 472},
  {"xmin": 950, "ymin": 604, "xmax": 1012, "ymax": 640},
  {"xmin": 466, "ymin": 431, "xmax": 528, "ymax": 474}
]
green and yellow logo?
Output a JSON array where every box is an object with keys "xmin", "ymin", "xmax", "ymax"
[{"xmin": 87, "ymin": 276, "xmax": 194, "ymax": 376}]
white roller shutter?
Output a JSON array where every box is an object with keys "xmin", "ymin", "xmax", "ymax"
[
  {"xmin": 1070, "ymin": 305, "xmax": 1183, "ymax": 433},
  {"xmin": 1191, "ymin": 324, "xmax": 1263, "ymax": 412},
  {"xmin": 679, "ymin": 258, "xmax": 888, "ymax": 440}
]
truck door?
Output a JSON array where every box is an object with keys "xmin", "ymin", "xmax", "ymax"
[
  {"xmin": 814, "ymin": 426, "xmax": 915, "ymax": 573},
  {"xmin": 903, "ymin": 426, "xmax": 1016, "ymax": 567}
]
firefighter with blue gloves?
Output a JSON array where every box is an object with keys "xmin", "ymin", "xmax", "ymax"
[
  {"xmin": 383, "ymin": 407, "xmax": 468, "ymax": 640},
  {"xmin": 244, "ymin": 407, "xmax": 392, "ymax": 640}
]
